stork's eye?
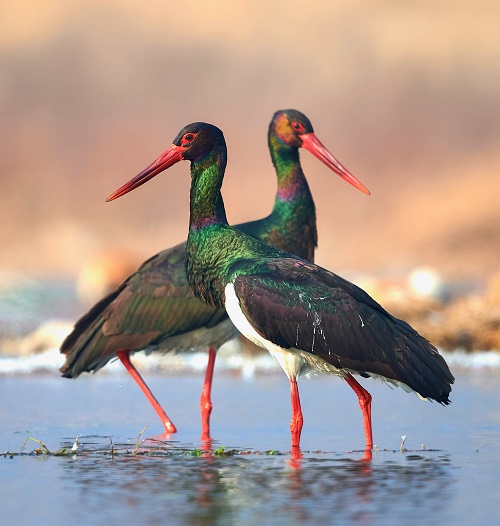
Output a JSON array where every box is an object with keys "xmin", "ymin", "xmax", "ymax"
[
  {"xmin": 181, "ymin": 132, "xmax": 196, "ymax": 145},
  {"xmin": 291, "ymin": 121, "xmax": 306, "ymax": 133}
]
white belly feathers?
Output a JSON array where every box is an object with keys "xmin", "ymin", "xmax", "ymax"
[{"xmin": 224, "ymin": 282, "xmax": 345, "ymax": 380}]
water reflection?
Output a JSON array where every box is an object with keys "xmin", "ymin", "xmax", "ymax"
[{"xmin": 60, "ymin": 437, "xmax": 454, "ymax": 524}]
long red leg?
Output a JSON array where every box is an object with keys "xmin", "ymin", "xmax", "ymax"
[
  {"xmin": 200, "ymin": 347, "xmax": 216, "ymax": 441},
  {"xmin": 117, "ymin": 350, "xmax": 177, "ymax": 434},
  {"xmin": 289, "ymin": 378, "xmax": 304, "ymax": 449},
  {"xmin": 344, "ymin": 373, "xmax": 373, "ymax": 450}
]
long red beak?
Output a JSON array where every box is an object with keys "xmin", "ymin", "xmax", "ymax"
[
  {"xmin": 300, "ymin": 133, "xmax": 370, "ymax": 195},
  {"xmin": 106, "ymin": 144, "xmax": 186, "ymax": 202}
]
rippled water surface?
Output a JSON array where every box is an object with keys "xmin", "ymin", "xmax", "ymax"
[{"xmin": 1, "ymin": 370, "xmax": 499, "ymax": 525}]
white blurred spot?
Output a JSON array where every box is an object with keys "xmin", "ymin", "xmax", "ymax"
[{"xmin": 408, "ymin": 267, "xmax": 442, "ymax": 298}]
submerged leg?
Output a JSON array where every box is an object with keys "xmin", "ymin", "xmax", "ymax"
[
  {"xmin": 117, "ymin": 350, "xmax": 177, "ymax": 434},
  {"xmin": 200, "ymin": 347, "xmax": 216, "ymax": 441},
  {"xmin": 344, "ymin": 373, "xmax": 373, "ymax": 450},
  {"xmin": 289, "ymin": 378, "xmax": 304, "ymax": 449}
]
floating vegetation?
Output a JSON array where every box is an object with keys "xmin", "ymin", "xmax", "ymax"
[
  {"xmin": 21, "ymin": 436, "xmax": 51, "ymax": 455},
  {"xmin": 2, "ymin": 432, "xmax": 444, "ymax": 460}
]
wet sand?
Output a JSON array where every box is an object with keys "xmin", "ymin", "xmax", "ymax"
[{"xmin": 1, "ymin": 370, "xmax": 499, "ymax": 524}]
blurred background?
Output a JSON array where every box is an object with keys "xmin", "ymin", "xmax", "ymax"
[{"xmin": 1, "ymin": 0, "xmax": 500, "ymax": 356}]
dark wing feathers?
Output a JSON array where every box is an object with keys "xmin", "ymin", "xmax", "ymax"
[
  {"xmin": 232, "ymin": 258, "xmax": 454, "ymax": 404},
  {"xmin": 60, "ymin": 243, "xmax": 227, "ymax": 377}
]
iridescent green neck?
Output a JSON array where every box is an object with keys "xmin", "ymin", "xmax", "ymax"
[
  {"xmin": 186, "ymin": 143, "xmax": 231, "ymax": 306},
  {"xmin": 189, "ymin": 148, "xmax": 228, "ymax": 230},
  {"xmin": 268, "ymin": 133, "xmax": 313, "ymax": 205}
]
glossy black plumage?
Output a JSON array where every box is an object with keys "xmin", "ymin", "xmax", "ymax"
[
  {"xmin": 230, "ymin": 258, "xmax": 453, "ymax": 404},
  {"xmin": 61, "ymin": 243, "xmax": 230, "ymax": 376}
]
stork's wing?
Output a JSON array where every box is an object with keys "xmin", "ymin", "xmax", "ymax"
[
  {"xmin": 231, "ymin": 258, "xmax": 453, "ymax": 403},
  {"xmin": 60, "ymin": 242, "xmax": 227, "ymax": 376}
]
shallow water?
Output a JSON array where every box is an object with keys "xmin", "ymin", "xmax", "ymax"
[{"xmin": 1, "ymin": 370, "xmax": 499, "ymax": 525}]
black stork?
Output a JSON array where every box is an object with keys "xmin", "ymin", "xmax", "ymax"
[
  {"xmin": 106, "ymin": 122, "xmax": 454, "ymax": 452},
  {"xmin": 60, "ymin": 109, "xmax": 369, "ymax": 439}
]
